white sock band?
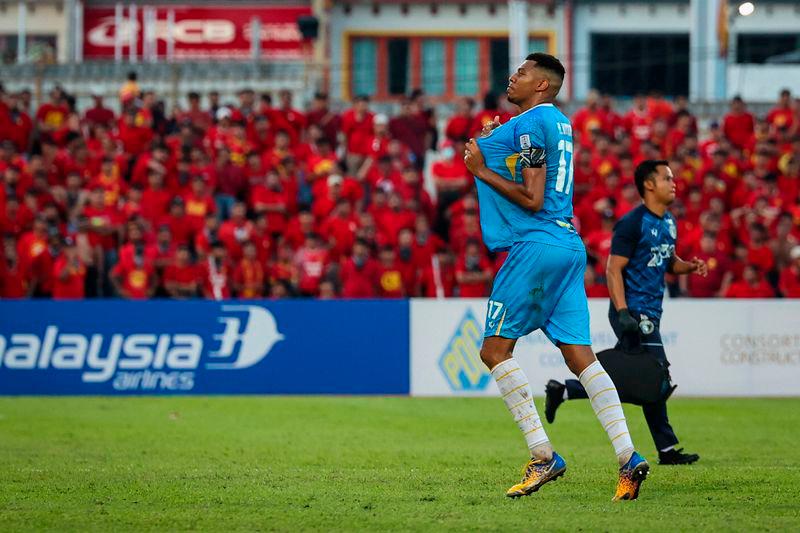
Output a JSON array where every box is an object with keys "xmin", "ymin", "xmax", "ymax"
[
  {"xmin": 579, "ymin": 360, "xmax": 634, "ymax": 465},
  {"xmin": 491, "ymin": 358, "xmax": 551, "ymax": 456}
]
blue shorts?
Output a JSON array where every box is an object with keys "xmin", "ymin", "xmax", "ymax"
[{"xmin": 483, "ymin": 241, "xmax": 591, "ymax": 346}]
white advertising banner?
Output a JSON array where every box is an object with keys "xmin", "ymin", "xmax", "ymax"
[{"xmin": 410, "ymin": 299, "xmax": 800, "ymax": 397}]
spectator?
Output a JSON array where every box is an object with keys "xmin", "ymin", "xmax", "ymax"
[
  {"xmin": 233, "ymin": 241, "xmax": 265, "ymax": 299},
  {"xmin": 445, "ymin": 97, "xmax": 474, "ymax": 142},
  {"xmin": 455, "ymin": 240, "xmax": 493, "ymax": 298},
  {"xmin": 294, "ymin": 233, "xmax": 329, "ymax": 296},
  {"xmin": 723, "ymin": 96, "xmax": 754, "ymax": 150},
  {"xmin": 163, "ymin": 244, "xmax": 199, "ymax": 299},
  {"xmin": 779, "ymin": 246, "xmax": 800, "ymax": 298},
  {"xmin": 767, "ymin": 89, "xmax": 795, "ymax": 134},
  {"xmin": 340, "ymin": 239, "xmax": 379, "ymax": 298},
  {"xmin": 199, "ymin": 241, "xmax": 232, "ymax": 300},
  {"xmin": 584, "ymin": 261, "xmax": 609, "ymax": 298},
  {"xmin": 84, "ymin": 93, "xmax": 115, "ymax": 129},
  {"xmin": 725, "ymin": 264, "xmax": 775, "ymax": 298},
  {"xmin": 376, "ymin": 245, "xmax": 405, "ymax": 298},
  {"xmin": 685, "ymin": 233, "xmax": 733, "ymax": 297},
  {"xmin": 111, "ymin": 238, "xmax": 157, "ymax": 299}
]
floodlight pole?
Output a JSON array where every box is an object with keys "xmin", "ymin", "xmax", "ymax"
[
  {"xmin": 508, "ymin": 0, "xmax": 528, "ymax": 72},
  {"xmin": 16, "ymin": 0, "xmax": 26, "ymax": 64}
]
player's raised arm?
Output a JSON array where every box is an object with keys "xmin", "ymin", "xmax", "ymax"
[{"xmin": 464, "ymin": 139, "xmax": 544, "ymax": 213}]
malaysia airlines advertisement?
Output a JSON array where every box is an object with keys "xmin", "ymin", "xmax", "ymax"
[{"xmin": 0, "ymin": 301, "xmax": 409, "ymax": 395}]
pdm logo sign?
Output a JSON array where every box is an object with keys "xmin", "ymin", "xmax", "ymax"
[{"xmin": 438, "ymin": 310, "xmax": 491, "ymax": 392}]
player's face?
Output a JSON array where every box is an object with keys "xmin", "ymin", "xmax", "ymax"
[
  {"xmin": 652, "ymin": 166, "xmax": 677, "ymax": 205},
  {"xmin": 507, "ymin": 60, "xmax": 544, "ymax": 105}
]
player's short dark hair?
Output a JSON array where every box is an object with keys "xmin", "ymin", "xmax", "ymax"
[
  {"xmin": 634, "ymin": 160, "xmax": 669, "ymax": 198},
  {"xmin": 526, "ymin": 53, "xmax": 565, "ymax": 82}
]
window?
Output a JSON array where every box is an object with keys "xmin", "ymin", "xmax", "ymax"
[
  {"xmin": 490, "ymin": 38, "xmax": 509, "ymax": 97},
  {"xmin": 454, "ymin": 39, "xmax": 479, "ymax": 96},
  {"xmin": 591, "ymin": 33, "xmax": 689, "ymax": 97},
  {"xmin": 421, "ymin": 39, "xmax": 445, "ymax": 96},
  {"xmin": 347, "ymin": 33, "xmax": 553, "ymax": 100},
  {"xmin": 352, "ymin": 38, "xmax": 377, "ymax": 97},
  {"xmin": 387, "ymin": 38, "xmax": 409, "ymax": 96},
  {"xmin": 737, "ymin": 33, "xmax": 800, "ymax": 64},
  {"xmin": 0, "ymin": 35, "xmax": 57, "ymax": 64}
]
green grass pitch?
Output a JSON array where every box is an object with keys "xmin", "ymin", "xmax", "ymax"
[{"xmin": 1, "ymin": 397, "xmax": 798, "ymax": 531}]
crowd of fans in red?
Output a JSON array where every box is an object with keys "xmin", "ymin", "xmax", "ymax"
[{"xmin": 1, "ymin": 72, "xmax": 799, "ymax": 300}]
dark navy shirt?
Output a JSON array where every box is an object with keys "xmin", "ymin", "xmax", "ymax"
[{"xmin": 610, "ymin": 204, "xmax": 677, "ymax": 319}]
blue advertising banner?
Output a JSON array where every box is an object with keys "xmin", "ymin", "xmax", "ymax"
[{"xmin": 0, "ymin": 300, "xmax": 409, "ymax": 395}]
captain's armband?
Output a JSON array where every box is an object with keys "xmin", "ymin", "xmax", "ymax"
[{"xmin": 519, "ymin": 147, "xmax": 546, "ymax": 169}]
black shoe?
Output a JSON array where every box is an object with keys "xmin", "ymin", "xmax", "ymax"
[
  {"xmin": 544, "ymin": 380, "xmax": 566, "ymax": 424},
  {"xmin": 658, "ymin": 448, "xmax": 700, "ymax": 465}
]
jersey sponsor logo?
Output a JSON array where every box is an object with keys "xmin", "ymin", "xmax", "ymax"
[
  {"xmin": 638, "ymin": 314, "xmax": 655, "ymax": 335},
  {"xmin": 667, "ymin": 218, "xmax": 677, "ymax": 239},
  {"xmin": 438, "ymin": 310, "xmax": 490, "ymax": 392},
  {"xmin": 647, "ymin": 244, "xmax": 676, "ymax": 267},
  {"xmin": 0, "ymin": 305, "xmax": 283, "ymax": 391}
]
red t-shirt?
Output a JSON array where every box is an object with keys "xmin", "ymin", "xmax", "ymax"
[
  {"xmin": 779, "ymin": 266, "xmax": 800, "ymax": 298},
  {"xmin": 340, "ymin": 258, "xmax": 380, "ymax": 298},
  {"xmin": 0, "ymin": 260, "xmax": 30, "ymax": 298},
  {"xmin": 455, "ymin": 256, "xmax": 492, "ymax": 298},
  {"xmin": 249, "ymin": 186, "xmax": 289, "ymax": 234},
  {"xmin": 767, "ymin": 107, "xmax": 795, "ymax": 131},
  {"xmin": 376, "ymin": 261, "xmax": 406, "ymax": 298},
  {"xmin": 340, "ymin": 109, "xmax": 374, "ymax": 156},
  {"xmin": 36, "ymin": 103, "xmax": 69, "ymax": 129},
  {"xmin": 82, "ymin": 205, "xmax": 120, "ymax": 250},
  {"xmin": 585, "ymin": 282, "xmax": 609, "ymax": 298},
  {"xmin": 112, "ymin": 257, "xmax": 155, "ymax": 299},
  {"xmin": 163, "ymin": 263, "xmax": 200, "ymax": 290},
  {"xmin": 182, "ymin": 192, "xmax": 216, "ymax": 233},
  {"xmin": 723, "ymin": 112, "xmax": 754, "ymax": 149},
  {"xmin": 445, "ymin": 115, "xmax": 472, "ymax": 141},
  {"xmin": 52, "ymin": 256, "xmax": 86, "ymax": 299},
  {"xmin": 295, "ymin": 248, "xmax": 329, "ymax": 295},
  {"xmin": 218, "ymin": 220, "xmax": 255, "ymax": 262},
  {"xmin": 687, "ymin": 252, "xmax": 730, "ymax": 297},
  {"xmin": 725, "ymin": 280, "xmax": 775, "ymax": 298}
]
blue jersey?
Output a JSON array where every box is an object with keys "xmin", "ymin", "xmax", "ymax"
[
  {"xmin": 474, "ymin": 103, "xmax": 583, "ymax": 252},
  {"xmin": 610, "ymin": 204, "xmax": 678, "ymax": 320}
]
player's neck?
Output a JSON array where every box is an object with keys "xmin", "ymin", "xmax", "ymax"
[
  {"xmin": 643, "ymin": 197, "xmax": 668, "ymax": 218},
  {"xmin": 518, "ymin": 95, "xmax": 555, "ymax": 113}
]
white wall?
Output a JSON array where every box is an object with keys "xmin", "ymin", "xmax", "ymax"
[
  {"xmin": 727, "ymin": 65, "xmax": 800, "ymax": 103},
  {"xmin": 0, "ymin": 2, "xmax": 69, "ymax": 63},
  {"xmin": 725, "ymin": 2, "xmax": 800, "ymax": 102}
]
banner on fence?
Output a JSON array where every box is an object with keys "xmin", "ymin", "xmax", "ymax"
[
  {"xmin": 410, "ymin": 299, "xmax": 800, "ymax": 397},
  {"xmin": 84, "ymin": 6, "xmax": 311, "ymax": 59},
  {"xmin": 0, "ymin": 300, "xmax": 409, "ymax": 395}
]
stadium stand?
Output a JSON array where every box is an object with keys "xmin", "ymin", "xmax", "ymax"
[{"xmin": 1, "ymin": 79, "xmax": 799, "ymax": 299}]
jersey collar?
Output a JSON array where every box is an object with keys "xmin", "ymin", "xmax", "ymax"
[{"xmin": 513, "ymin": 102, "xmax": 555, "ymax": 119}]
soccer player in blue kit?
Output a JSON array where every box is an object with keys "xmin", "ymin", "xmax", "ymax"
[{"xmin": 463, "ymin": 53, "xmax": 648, "ymax": 500}]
